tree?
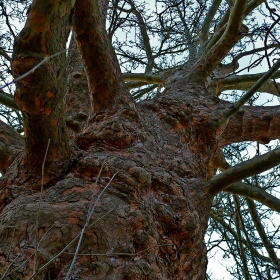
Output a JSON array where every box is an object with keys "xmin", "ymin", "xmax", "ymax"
[{"xmin": 0, "ymin": 0, "xmax": 280, "ymax": 279}]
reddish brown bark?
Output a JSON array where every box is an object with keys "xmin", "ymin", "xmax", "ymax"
[
  {"xmin": 1, "ymin": 58, "xmax": 279, "ymax": 280},
  {"xmin": 65, "ymin": 37, "xmax": 91, "ymax": 137},
  {"xmin": 11, "ymin": 0, "xmax": 75, "ymax": 179},
  {"xmin": 0, "ymin": 77, "xmax": 215, "ymax": 279},
  {"xmin": 219, "ymin": 104, "xmax": 280, "ymax": 146},
  {"xmin": 71, "ymin": 0, "xmax": 142, "ymax": 153},
  {"xmin": 1, "ymin": 1, "xmax": 280, "ymax": 279},
  {"xmin": 0, "ymin": 121, "xmax": 23, "ymax": 174},
  {"xmin": 72, "ymin": 0, "xmax": 135, "ymax": 114}
]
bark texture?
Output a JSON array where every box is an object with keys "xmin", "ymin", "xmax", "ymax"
[
  {"xmin": 11, "ymin": 0, "xmax": 75, "ymax": 179},
  {"xmin": 0, "ymin": 121, "xmax": 23, "ymax": 175},
  {"xmin": 0, "ymin": 0, "xmax": 280, "ymax": 279},
  {"xmin": 1, "ymin": 72, "xmax": 279, "ymax": 279},
  {"xmin": 3, "ymin": 59, "xmax": 277, "ymax": 278},
  {"xmin": 0, "ymin": 80, "xmax": 215, "ymax": 279}
]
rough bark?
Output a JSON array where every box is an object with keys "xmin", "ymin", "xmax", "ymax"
[
  {"xmin": 0, "ymin": 121, "xmax": 23, "ymax": 175},
  {"xmin": 71, "ymin": 0, "xmax": 142, "ymax": 152},
  {"xmin": 0, "ymin": 62, "xmax": 219, "ymax": 279},
  {"xmin": 11, "ymin": 0, "xmax": 75, "ymax": 179},
  {"xmin": 0, "ymin": 54, "xmax": 277, "ymax": 279},
  {"xmin": 65, "ymin": 37, "xmax": 91, "ymax": 137},
  {"xmin": 219, "ymin": 104, "xmax": 280, "ymax": 146},
  {"xmin": 72, "ymin": 0, "xmax": 136, "ymax": 114},
  {"xmin": 0, "ymin": 1, "xmax": 280, "ymax": 279}
]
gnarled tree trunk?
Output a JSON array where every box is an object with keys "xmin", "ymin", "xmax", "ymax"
[{"xmin": 1, "ymin": 0, "xmax": 280, "ymax": 279}]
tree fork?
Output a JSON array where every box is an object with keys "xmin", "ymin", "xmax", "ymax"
[
  {"xmin": 72, "ymin": 0, "xmax": 143, "ymax": 150},
  {"xmin": 72, "ymin": 0, "xmax": 136, "ymax": 114}
]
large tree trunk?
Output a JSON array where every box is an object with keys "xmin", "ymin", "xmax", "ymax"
[
  {"xmin": 0, "ymin": 61, "xmax": 217, "ymax": 279},
  {"xmin": 0, "ymin": 67, "xmax": 216, "ymax": 279},
  {"xmin": 1, "ymin": 0, "xmax": 280, "ymax": 279}
]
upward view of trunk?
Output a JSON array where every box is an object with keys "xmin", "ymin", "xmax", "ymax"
[
  {"xmin": 0, "ymin": 66, "xmax": 216, "ymax": 279},
  {"xmin": 0, "ymin": 0, "xmax": 280, "ymax": 279}
]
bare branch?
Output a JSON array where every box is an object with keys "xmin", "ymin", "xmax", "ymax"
[
  {"xmin": 0, "ymin": 48, "xmax": 11, "ymax": 61},
  {"xmin": 199, "ymin": 0, "xmax": 222, "ymax": 51},
  {"xmin": 65, "ymin": 170, "xmax": 118, "ymax": 279},
  {"xmin": 214, "ymin": 0, "xmax": 264, "ymax": 34},
  {"xmin": 0, "ymin": 3, "xmax": 16, "ymax": 39},
  {"xmin": 233, "ymin": 44, "xmax": 280, "ymax": 66},
  {"xmin": 206, "ymin": 147, "xmax": 280, "ymax": 195},
  {"xmin": 126, "ymin": 0, "xmax": 155, "ymax": 73},
  {"xmin": 246, "ymin": 198, "xmax": 280, "ymax": 272},
  {"xmin": 210, "ymin": 212, "xmax": 272, "ymax": 263},
  {"xmin": 218, "ymin": 103, "xmax": 280, "ymax": 146},
  {"xmin": 222, "ymin": 58, "xmax": 280, "ymax": 119},
  {"xmin": 233, "ymin": 196, "xmax": 250, "ymax": 280},
  {"xmin": 176, "ymin": 4, "xmax": 197, "ymax": 58},
  {"xmin": 72, "ymin": 0, "xmax": 135, "ymax": 113},
  {"xmin": 122, "ymin": 73, "xmax": 164, "ymax": 85},
  {"xmin": 0, "ymin": 90, "xmax": 18, "ymax": 111},
  {"xmin": 226, "ymin": 182, "xmax": 280, "ymax": 213},
  {"xmin": 34, "ymin": 139, "xmax": 51, "ymax": 274},
  {"xmin": 11, "ymin": 0, "xmax": 75, "ymax": 172},
  {"xmin": 208, "ymin": 71, "xmax": 280, "ymax": 96},
  {"xmin": 29, "ymin": 207, "xmax": 116, "ymax": 279},
  {"xmin": 199, "ymin": 0, "xmax": 248, "ymax": 74}
]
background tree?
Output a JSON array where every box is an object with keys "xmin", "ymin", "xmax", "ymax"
[{"xmin": 0, "ymin": 0, "xmax": 280, "ymax": 279}]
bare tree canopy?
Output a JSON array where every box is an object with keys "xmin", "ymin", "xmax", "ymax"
[{"xmin": 0, "ymin": 0, "xmax": 279, "ymax": 279}]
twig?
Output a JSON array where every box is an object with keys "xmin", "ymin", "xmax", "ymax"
[
  {"xmin": 64, "ymin": 244, "xmax": 174, "ymax": 257},
  {"xmin": 65, "ymin": 170, "xmax": 119, "ymax": 280},
  {"xmin": 1, "ymin": 50, "xmax": 66, "ymax": 90},
  {"xmin": 33, "ymin": 139, "xmax": 51, "ymax": 275},
  {"xmin": 4, "ymin": 225, "xmax": 54, "ymax": 278},
  {"xmin": 4, "ymin": 253, "xmax": 35, "ymax": 278},
  {"xmin": 7, "ymin": 228, "xmax": 16, "ymax": 262},
  {"xmin": 0, "ymin": 254, "xmax": 21, "ymax": 280},
  {"xmin": 29, "ymin": 207, "xmax": 116, "ymax": 279}
]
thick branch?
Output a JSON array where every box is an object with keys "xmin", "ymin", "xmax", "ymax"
[
  {"xmin": 0, "ymin": 90, "xmax": 19, "ymax": 111},
  {"xmin": 12, "ymin": 0, "xmax": 74, "ymax": 173},
  {"xmin": 65, "ymin": 36, "xmax": 91, "ymax": 136},
  {"xmin": 0, "ymin": 120, "xmax": 23, "ymax": 174},
  {"xmin": 72, "ymin": 0, "xmax": 135, "ymax": 113},
  {"xmin": 214, "ymin": 0, "xmax": 264, "ymax": 35},
  {"xmin": 219, "ymin": 104, "xmax": 280, "ymax": 146},
  {"xmin": 199, "ymin": 0, "xmax": 222, "ymax": 51},
  {"xmin": 0, "ymin": 88, "xmax": 84, "ymax": 133},
  {"xmin": 208, "ymin": 72, "xmax": 280, "ymax": 96},
  {"xmin": 0, "ymin": 47, "xmax": 11, "ymax": 61},
  {"xmin": 214, "ymin": 151, "xmax": 280, "ymax": 212},
  {"xmin": 206, "ymin": 147, "xmax": 280, "ymax": 195},
  {"xmin": 132, "ymin": 84, "xmax": 158, "ymax": 99},
  {"xmin": 222, "ymin": 59, "xmax": 280, "ymax": 119},
  {"xmin": 199, "ymin": 0, "xmax": 247, "ymax": 74},
  {"xmin": 226, "ymin": 183, "xmax": 280, "ymax": 213},
  {"xmin": 122, "ymin": 73, "xmax": 164, "ymax": 85}
]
